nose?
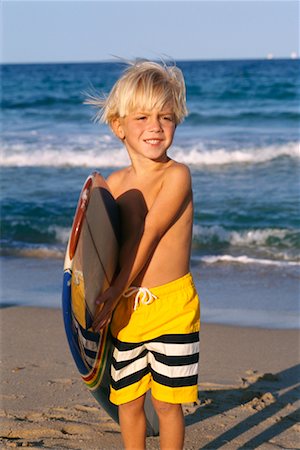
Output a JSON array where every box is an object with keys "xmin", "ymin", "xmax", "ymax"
[{"xmin": 149, "ymin": 116, "xmax": 162, "ymax": 132}]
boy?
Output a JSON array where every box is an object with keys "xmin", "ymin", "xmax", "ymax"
[{"xmin": 90, "ymin": 60, "xmax": 200, "ymax": 450}]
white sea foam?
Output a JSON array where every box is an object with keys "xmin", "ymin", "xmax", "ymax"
[
  {"xmin": 170, "ymin": 141, "xmax": 300, "ymax": 166},
  {"xmin": 1, "ymin": 226, "xmax": 70, "ymax": 260},
  {"xmin": 1, "ymin": 246, "xmax": 65, "ymax": 259},
  {"xmin": 5, "ymin": 245, "xmax": 298, "ymax": 266},
  {"xmin": 197, "ymin": 254, "xmax": 300, "ymax": 267},
  {"xmin": 0, "ymin": 141, "xmax": 298, "ymax": 167},
  {"xmin": 49, "ymin": 225, "xmax": 71, "ymax": 244},
  {"xmin": 193, "ymin": 225, "xmax": 298, "ymax": 249},
  {"xmin": 0, "ymin": 146, "xmax": 131, "ymax": 168}
]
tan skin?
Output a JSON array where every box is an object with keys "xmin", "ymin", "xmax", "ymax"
[{"xmin": 93, "ymin": 106, "xmax": 193, "ymax": 450}]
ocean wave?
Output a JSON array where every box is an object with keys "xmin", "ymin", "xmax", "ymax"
[
  {"xmin": 0, "ymin": 226, "xmax": 71, "ymax": 258},
  {"xmin": 4, "ymin": 225, "xmax": 298, "ymax": 257},
  {"xmin": 2, "ymin": 223, "xmax": 299, "ymax": 264},
  {"xmin": 2, "ymin": 245, "xmax": 298, "ymax": 267},
  {"xmin": 192, "ymin": 225, "xmax": 300, "ymax": 264},
  {"xmin": 0, "ymin": 142, "xmax": 298, "ymax": 168},
  {"xmin": 0, "ymin": 245, "xmax": 65, "ymax": 259},
  {"xmin": 193, "ymin": 225, "xmax": 300, "ymax": 250},
  {"xmin": 0, "ymin": 146, "xmax": 131, "ymax": 168},
  {"xmin": 186, "ymin": 110, "xmax": 300, "ymax": 125},
  {"xmin": 196, "ymin": 254, "xmax": 300, "ymax": 267},
  {"xmin": 50, "ymin": 226, "xmax": 71, "ymax": 244},
  {"xmin": 2, "ymin": 95, "xmax": 81, "ymax": 109},
  {"xmin": 170, "ymin": 142, "xmax": 300, "ymax": 166}
]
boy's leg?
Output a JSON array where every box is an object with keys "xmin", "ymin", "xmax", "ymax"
[
  {"xmin": 119, "ymin": 394, "xmax": 147, "ymax": 450},
  {"xmin": 151, "ymin": 397, "xmax": 185, "ymax": 450}
]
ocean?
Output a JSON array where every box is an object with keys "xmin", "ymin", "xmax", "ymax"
[{"xmin": 1, "ymin": 59, "xmax": 299, "ymax": 328}]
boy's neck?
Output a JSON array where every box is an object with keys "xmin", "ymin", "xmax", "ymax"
[{"xmin": 129, "ymin": 154, "xmax": 172, "ymax": 175}]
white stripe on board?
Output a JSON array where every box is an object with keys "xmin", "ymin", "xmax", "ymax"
[
  {"xmin": 74, "ymin": 321, "xmax": 99, "ymax": 352},
  {"xmin": 84, "ymin": 354, "xmax": 97, "ymax": 367}
]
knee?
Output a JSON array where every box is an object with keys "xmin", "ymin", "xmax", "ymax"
[
  {"xmin": 152, "ymin": 397, "xmax": 182, "ymax": 418},
  {"xmin": 119, "ymin": 395, "xmax": 145, "ymax": 417}
]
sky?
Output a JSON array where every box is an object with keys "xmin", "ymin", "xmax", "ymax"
[{"xmin": 1, "ymin": 1, "xmax": 299, "ymax": 64}]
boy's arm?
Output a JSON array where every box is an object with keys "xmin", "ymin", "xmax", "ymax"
[{"xmin": 93, "ymin": 164, "xmax": 192, "ymax": 331}]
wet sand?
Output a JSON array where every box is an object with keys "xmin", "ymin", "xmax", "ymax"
[{"xmin": 1, "ymin": 307, "xmax": 299, "ymax": 449}]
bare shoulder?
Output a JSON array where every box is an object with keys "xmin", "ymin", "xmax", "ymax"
[
  {"xmin": 164, "ymin": 160, "xmax": 192, "ymax": 188},
  {"xmin": 106, "ymin": 168, "xmax": 129, "ymax": 193}
]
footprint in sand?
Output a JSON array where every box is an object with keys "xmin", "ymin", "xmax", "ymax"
[
  {"xmin": 241, "ymin": 369, "xmax": 280, "ymax": 386},
  {"xmin": 242, "ymin": 392, "xmax": 277, "ymax": 411},
  {"xmin": 1, "ymin": 422, "xmax": 63, "ymax": 439},
  {"xmin": 61, "ymin": 423, "xmax": 102, "ymax": 436}
]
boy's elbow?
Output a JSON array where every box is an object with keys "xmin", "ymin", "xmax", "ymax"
[{"xmin": 143, "ymin": 224, "xmax": 164, "ymax": 245}]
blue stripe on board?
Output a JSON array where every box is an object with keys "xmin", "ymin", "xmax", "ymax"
[{"xmin": 62, "ymin": 270, "xmax": 89, "ymax": 375}]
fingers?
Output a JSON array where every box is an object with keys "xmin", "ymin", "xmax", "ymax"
[
  {"xmin": 95, "ymin": 293, "xmax": 107, "ymax": 305},
  {"xmin": 93, "ymin": 316, "xmax": 110, "ymax": 332},
  {"xmin": 95, "ymin": 295, "xmax": 105, "ymax": 305},
  {"xmin": 92, "ymin": 287, "xmax": 122, "ymax": 331},
  {"xmin": 92, "ymin": 303, "xmax": 112, "ymax": 332},
  {"xmin": 93, "ymin": 313, "xmax": 110, "ymax": 332}
]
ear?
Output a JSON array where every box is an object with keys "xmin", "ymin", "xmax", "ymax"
[{"xmin": 111, "ymin": 118, "xmax": 125, "ymax": 140}]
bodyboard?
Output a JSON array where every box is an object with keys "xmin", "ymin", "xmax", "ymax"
[{"xmin": 62, "ymin": 171, "xmax": 159, "ymax": 436}]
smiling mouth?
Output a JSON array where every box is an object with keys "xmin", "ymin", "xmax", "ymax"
[{"xmin": 144, "ymin": 139, "xmax": 162, "ymax": 144}]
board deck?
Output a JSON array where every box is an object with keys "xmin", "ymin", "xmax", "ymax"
[{"xmin": 62, "ymin": 172, "xmax": 159, "ymax": 436}]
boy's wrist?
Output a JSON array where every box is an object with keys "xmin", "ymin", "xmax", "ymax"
[
  {"xmin": 106, "ymin": 277, "xmax": 125, "ymax": 299},
  {"xmin": 113, "ymin": 265, "xmax": 133, "ymax": 292}
]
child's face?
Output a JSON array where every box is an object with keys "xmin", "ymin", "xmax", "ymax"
[{"xmin": 114, "ymin": 106, "xmax": 176, "ymax": 163}]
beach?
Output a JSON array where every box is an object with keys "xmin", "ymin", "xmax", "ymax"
[
  {"xmin": 1, "ymin": 59, "xmax": 299, "ymax": 448},
  {"xmin": 1, "ymin": 306, "xmax": 299, "ymax": 449}
]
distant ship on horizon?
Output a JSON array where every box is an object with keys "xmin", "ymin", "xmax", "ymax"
[{"xmin": 265, "ymin": 51, "xmax": 298, "ymax": 60}]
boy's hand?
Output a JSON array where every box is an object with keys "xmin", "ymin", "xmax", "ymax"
[{"xmin": 92, "ymin": 286, "xmax": 122, "ymax": 332}]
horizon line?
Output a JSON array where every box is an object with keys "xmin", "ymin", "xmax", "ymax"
[{"xmin": 1, "ymin": 56, "xmax": 299, "ymax": 66}]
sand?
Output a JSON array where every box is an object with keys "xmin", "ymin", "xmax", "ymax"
[{"xmin": 0, "ymin": 307, "xmax": 299, "ymax": 449}]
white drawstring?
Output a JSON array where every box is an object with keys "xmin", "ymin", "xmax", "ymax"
[{"xmin": 123, "ymin": 287, "xmax": 158, "ymax": 311}]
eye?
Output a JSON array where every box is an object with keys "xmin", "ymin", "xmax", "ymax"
[
  {"xmin": 162, "ymin": 115, "xmax": 174, "ymax": 122},
  {"xmin": 136, "ymin": 116, "xmax": 146, "ymax": 120}
]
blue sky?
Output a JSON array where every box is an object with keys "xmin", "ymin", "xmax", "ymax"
[{"xmin": 1, "ymin": 1, "xmax": 299, "ymax": 63}]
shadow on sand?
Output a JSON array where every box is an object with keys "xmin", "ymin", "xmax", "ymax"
[{"xmin": 185, "ymin": 364, "xmax": 300, "ymax": 449}]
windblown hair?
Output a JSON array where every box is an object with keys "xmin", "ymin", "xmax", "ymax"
[{"xmin": 85, "ymin": 60, "xmax": 188, "ymax": 126}]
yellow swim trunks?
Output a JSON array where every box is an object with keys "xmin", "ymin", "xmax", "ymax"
[{"xmin": 109, "ymin": 273, "xmax": 200, "ymax": 405}]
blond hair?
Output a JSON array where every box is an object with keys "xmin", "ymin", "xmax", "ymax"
[{"xmin": 85, "ymin": 60, "xmax": 188, "ymax": 126}]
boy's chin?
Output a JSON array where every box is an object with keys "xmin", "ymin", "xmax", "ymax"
[{"xmin": 150, "ymin": 154, "xmax": 170, "ymax": 163}]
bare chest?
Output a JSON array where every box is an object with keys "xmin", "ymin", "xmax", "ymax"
[{"xmin": 113, "ymin": 179, "xmax": 162, "ymax": 232}]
